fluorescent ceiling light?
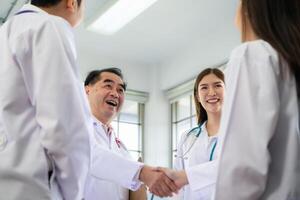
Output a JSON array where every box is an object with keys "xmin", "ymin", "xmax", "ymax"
[{"xmin": 87, "ymin": 0, "xmax": 158, "ymax": 35}]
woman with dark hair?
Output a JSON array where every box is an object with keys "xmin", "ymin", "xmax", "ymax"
[
  {"xmin": 214, "ymin": 0, "xmax": 300, "ymax": 199},
  {"xmin": 172, "ymin": 68, "xmax": 225, "ymax": 200}
]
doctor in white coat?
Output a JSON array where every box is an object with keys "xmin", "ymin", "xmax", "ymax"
[
  {"xmin": 0, "ymin": 0, "xmax": 91, "ymax": 199},
  {"xmin": 214, "ymin": 0, "xmax": 300, "ymax": 199},
  {"xmin": 0, "ymin": 1, "xmax": 178, "ymax": 199},
  {"xmin": 84, "ymin": 68, "xmax": 145, "ymax": 200},
  {"xmin": 171, "ymin": 68, "xmax": 225, "ymax": 200}
]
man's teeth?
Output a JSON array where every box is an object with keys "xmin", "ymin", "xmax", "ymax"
[{"xmin": 107, "ymin": 100, "xmax": 117, "ymax": 106}]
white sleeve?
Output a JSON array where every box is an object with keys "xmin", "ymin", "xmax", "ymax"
[
  {"xmin": 186, "ymin": 160, "xmax": 218, "ymax": 191},
  {"xmin": 214, "ymin": 43, "xmax": 280, "ymax": 199},
  {"xmin": 15, "ymin": 20, "xmax": 91, "ymax": 200},
  {"xmin": 91, "ymin": 145, "xmax": 143, "ymax": 191}
]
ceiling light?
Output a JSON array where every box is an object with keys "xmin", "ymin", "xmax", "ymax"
[{"xmin": 87, "ymin": 0, "xmax": 158, "ymax": 35}]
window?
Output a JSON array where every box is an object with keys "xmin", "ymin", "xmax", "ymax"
[
  {"xmin": 171, "ymin": 95, "xmax": 197, "ymax": 164},
  {"xmin": 111, "ymin": 90, "xmax": 148, "ymax": 161}
]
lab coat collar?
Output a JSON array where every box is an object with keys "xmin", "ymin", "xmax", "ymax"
[
  {"xmin": 20, "ymin": 4, "xmax": 73, "ymax": 29},
  {"xmin": 92, "ymin": 116, "xmax": 106, "ymax": 129},
  {"xmin": 92, "ymin": 116, "xmax": 113, "ymax": 137},
  {"xmin": 20, "ymin": 4, "xmax": 49, "ymax": 15}
]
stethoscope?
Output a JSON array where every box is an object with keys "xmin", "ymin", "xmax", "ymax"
[
  {"xmin": 175, "ymin": 123, "xmax": 218, "ymax": 162},
  {"xmin": 150, "ymin": 124, "xmax": 218, "ymax": 200}
]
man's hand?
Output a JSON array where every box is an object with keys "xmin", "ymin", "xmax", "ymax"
[
  {"xmin": 139, "ymin": 165, "xmax": 179, "ymax": 197},
  {"xmin": 157, "ymin": 167, "xmax": 189, "ymax": 189}
]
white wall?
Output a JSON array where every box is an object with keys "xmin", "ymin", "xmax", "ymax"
[
  {"xmin": 144, "ymin": 65, "xmax": 171, "ymax": 167},
  {"xmin": 77, "ymin": 46, "xmax": 152, "ymax": 92},
  {"xmin": 160, "ymin": 26, "xmax": 240, "ymax": 90}
]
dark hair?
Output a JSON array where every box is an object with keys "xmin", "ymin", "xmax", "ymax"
[
  {"xmin": 84, "ymin": 68, "xmax": 127, "ymax": 90},
  {"xmin": 193, "ymin": 68, "xmax": 225, "ymax": 125},
  {"xmin": 31, "ymin": 0, "xmax": 82, "ymax": 7},
  {"xmin": 241, "ymin": 0, "xmax": 300, "ymax": 97}
]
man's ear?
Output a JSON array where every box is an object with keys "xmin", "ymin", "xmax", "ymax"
[{"xmin": 66, "ymin": 0, "xmax": 77, "ymax": 12}]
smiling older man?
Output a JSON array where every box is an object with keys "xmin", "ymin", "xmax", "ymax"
[
  {"xmin": 84, "ymin": 68, "xmax": 132, "ymax": 200},
  {"xmin": 83, "ymin": 68, "xmax": 178, "ymax": 200}
]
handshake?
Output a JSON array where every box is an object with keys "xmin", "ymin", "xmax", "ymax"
[{"xmin": 138, "ymin": 165, "xmax": 188, "ymax": 198}]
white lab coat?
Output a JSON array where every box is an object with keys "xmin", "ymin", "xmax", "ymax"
[
  {"xmin": 85, "ymin": 117, "xmax": 132, "ymax": 200},
  {"xmin": 214, "ymin": 40, "xmax": 300, "ymax": 199},
  {"xmin": 174, "ymin": 122, "xmax": 218, "ymax": 200},
  {"xmin": 0, "ymin": 4, "xmax": 144, "ymax": 200},
  {"xmin": 0, "ymin": 4, "xmax": 91, "ymax": 200}
]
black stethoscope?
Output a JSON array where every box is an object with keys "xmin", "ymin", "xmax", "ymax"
[{"xmin": 175, "ymin": 123, "xmax": 218, "ymax": 162}]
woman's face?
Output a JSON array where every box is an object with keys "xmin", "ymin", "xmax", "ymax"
[{"xmin": 197, "ymin": 73, "xmax": 225, "ymax": 115}]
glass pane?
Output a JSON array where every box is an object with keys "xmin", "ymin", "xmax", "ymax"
[
  {"xmin": 191, "ymin": 95, "xmax": 196, "ymax": 115},
  {"xmin": 118, "ymin": 122, "xmax": 139, "ymax": 150},
  {"xmin": 172, "ymin": 123, "xmax": 177, "ymax": 151},
  {"xmin": 119, "ymin": 100, "xmax": 139, "ymax": 123},
  {"xmin": 192, "ymin": 115, "xmax": 197, "ymax": 127},
  {"xmin": 176, "ymin": 119, "xmax": 191, "ymax": 148},
  {"xmin": 172, "ymin": 149, "xmax": 177, "ymax": 166},
  {"xmin": 177, "ymin": 96, "xmax": 191, "ymax": 121},
  {"xmin": 128, "ymin": 151, "xmax": 140, "ymax": 162},
  {"xmin": 111, "ymin": 121, "xmax": 118, "ymax": 136}
]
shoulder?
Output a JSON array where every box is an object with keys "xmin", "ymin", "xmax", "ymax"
[
  {"xmin": 231, "ymin": 40, "xmax": 278, "ymax": 62},
  {"xmin": 228, "ymin": 40, "xmax": 282, "ymax": 78},
  {"xmin": 18, "ymin": 7, "xmax": 73, "ymax": 39}
]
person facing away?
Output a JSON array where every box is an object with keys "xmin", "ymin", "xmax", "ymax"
[
  {"xmin": 0, "ymin": 0, "xmax": 179, "ymax": 199},
  {"xmin": 170, "ymin": 68, "xmax": 225, "ymax": 200},
  {"xmin": 214, "ymin": 0, "xmax": 300, "ymax": 199},
  {"xmin": 0, "ymin": 0, "xmax": 91, "ymax": 199},
  {"xmin": 84, "ymin": 68, "xmax": 140, "ymax": 200}
]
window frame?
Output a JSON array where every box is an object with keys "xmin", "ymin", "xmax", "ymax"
[{"xmin": 112, "ymin": 89, "xmax": 148, "ymax": 161}]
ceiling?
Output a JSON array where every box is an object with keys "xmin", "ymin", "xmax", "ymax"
[{"xmin": 0, "ymin": 0, "xmax": 240, "ymax": 66}]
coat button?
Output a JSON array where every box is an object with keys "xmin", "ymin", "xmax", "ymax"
[{"xmin": 0, "ymin": 133, "xmax": 7, "ymax": 151}]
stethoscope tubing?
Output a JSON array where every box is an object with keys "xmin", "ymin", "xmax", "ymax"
[{"xmin": 177, "ymin": 123, "xmax": 217, "ymax": 162}]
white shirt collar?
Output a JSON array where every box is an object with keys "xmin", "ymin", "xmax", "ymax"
[{"xmin": 92, "ymin": 116, "xmax": 112, "ymax": 138}]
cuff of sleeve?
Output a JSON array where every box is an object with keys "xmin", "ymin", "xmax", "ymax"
[
  {"xmin": 130, "ymin": 162, "xmax": 144, "ymax": 191},
  {"xmin": 91, "ymin": 145, "xmax": 144, "ymax": 190},
  {"xmin": 185, "ymin": 160, "xmax": 217, "ymax": 191}
]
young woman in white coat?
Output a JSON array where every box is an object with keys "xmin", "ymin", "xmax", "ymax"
[
  {"xmin": 213, "ymin": 0, "xmax": 300, "ymax": 199},
  {"xmin": 173, "ymin": 68, "xmax": 225, "ymax": 200}
]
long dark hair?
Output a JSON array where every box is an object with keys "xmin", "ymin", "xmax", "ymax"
[
  {"xmin": 241, "ymin": 0, "xmax": 300, "ymax": 96},
  {"xmin": 193, "ymin": 68, "xmax": 224, "ymax": 125}
]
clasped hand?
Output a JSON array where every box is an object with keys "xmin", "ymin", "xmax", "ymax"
[{"xmin": 139, "ymin": 165, "xmax": 188, "ymax": 197}]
